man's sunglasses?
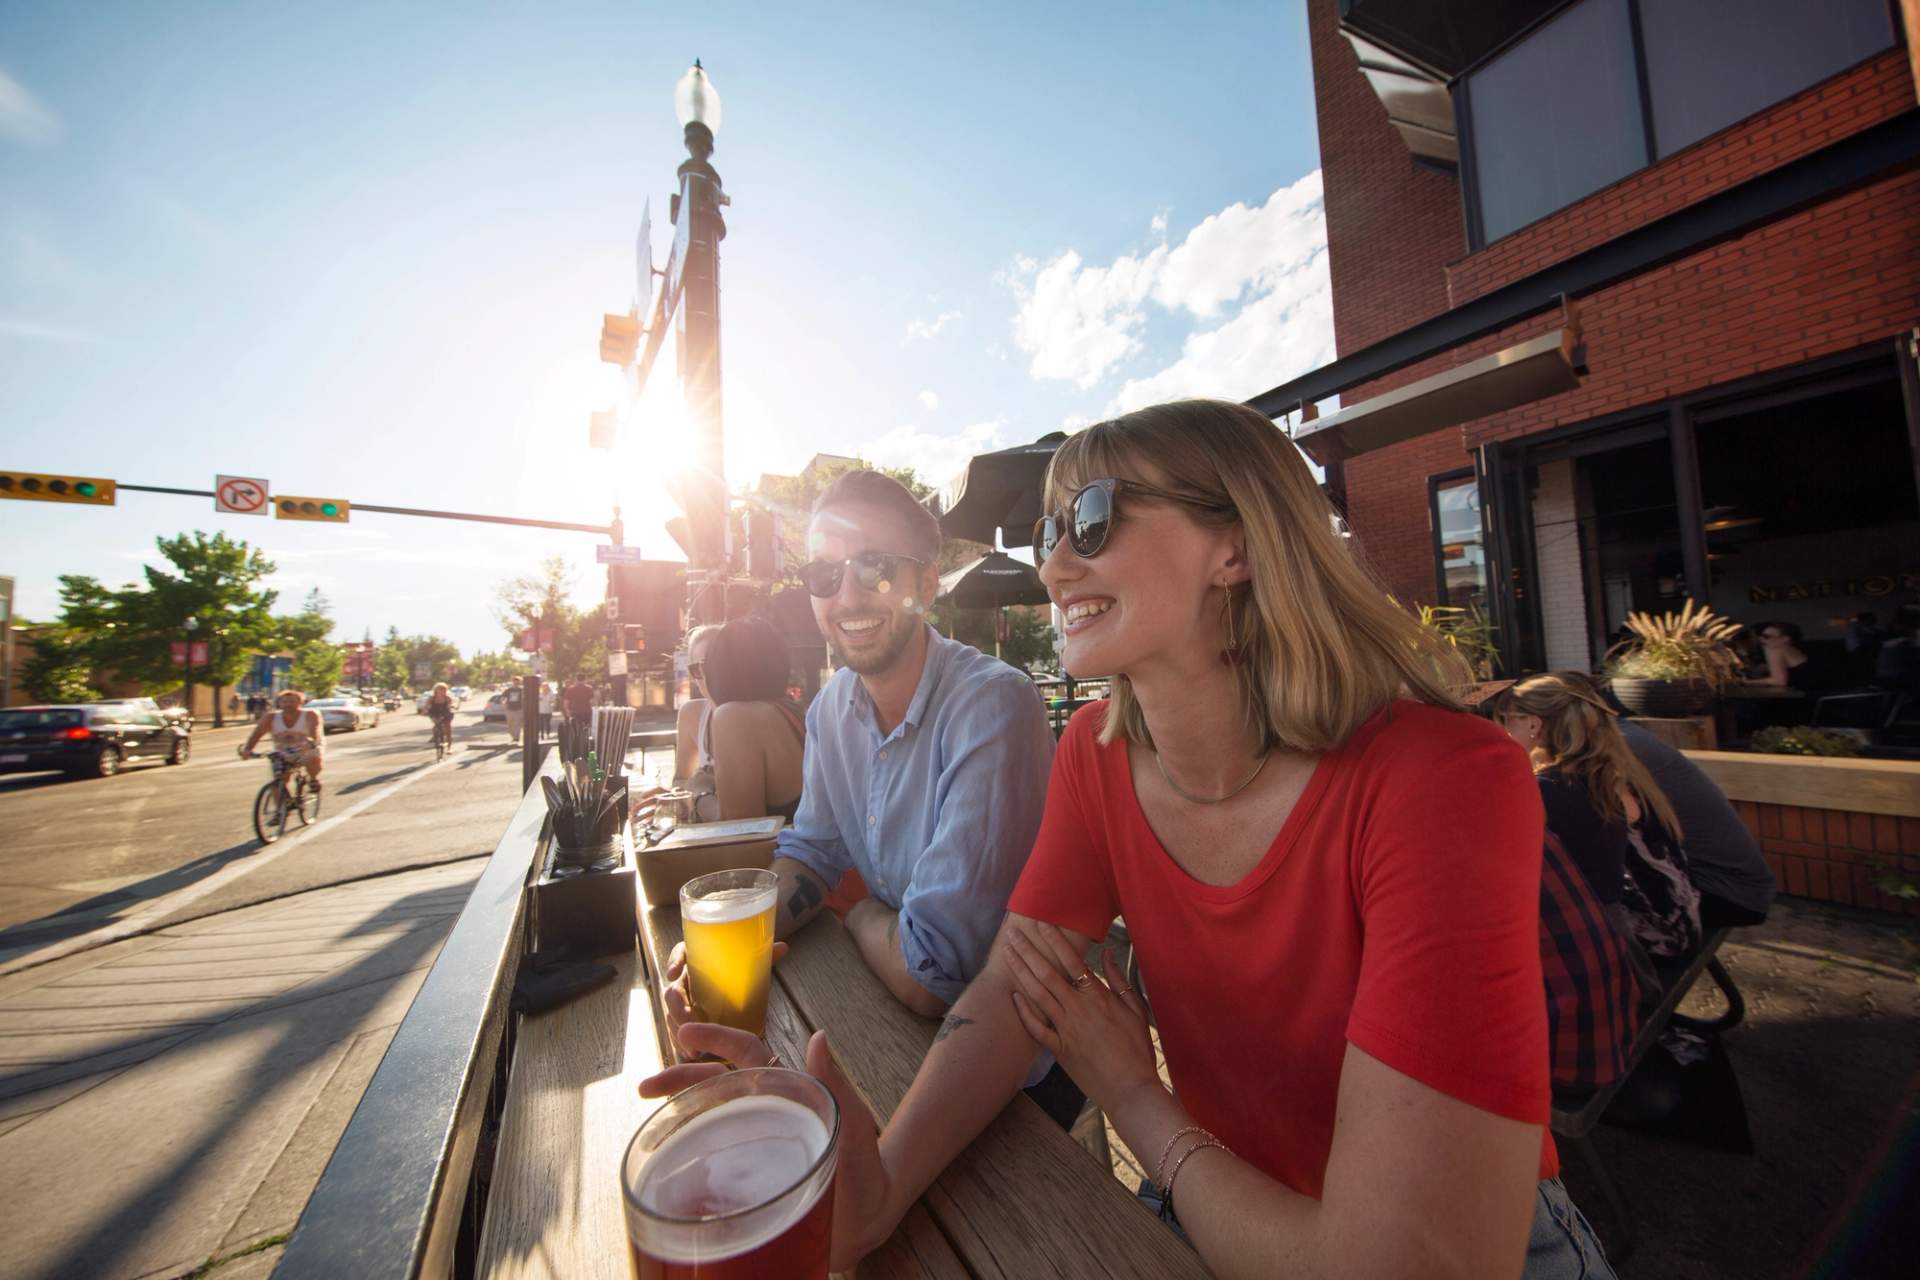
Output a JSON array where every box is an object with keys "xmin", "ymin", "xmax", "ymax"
[
  {"xmin": 1033, "ymin": 478, "xmax": 1235, "ymax": 564},
  {"xmin": 799, "ymin": 551, "xmax": 929, "ymax": 599}
]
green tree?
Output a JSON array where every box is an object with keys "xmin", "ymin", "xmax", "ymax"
[
  {"xmin": 465, "ymin": 648, "xmax": 530, "ymax": 687},
  {"xmin": 495, "ymin": 558, "xmax": 608, "ymax": 685},
  {"xmin": 374, "ymin": 626, "xmax": 410, "ymax": 691},
  {"xmin": 290, "ymin": 641, "xmax": 344, "ymax": 695},
  {"xmin": 19, "ymin": 628, "xmax": 102, "ymax": 703},
  {"xmin": 43, "ymin": 533, "xmax": 282, "ymax": 703}
]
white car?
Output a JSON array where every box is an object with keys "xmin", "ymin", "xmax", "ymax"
[
  {"xmin": 308, "ymin": 697, "xmax": 380, "ymax": 732},
  {"xmin": 482, "ymin": 692, "xmax": 507, "ymax": 723}
]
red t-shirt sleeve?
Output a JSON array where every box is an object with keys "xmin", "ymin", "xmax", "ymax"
[
  {"xmin": 1007, "ymin": 706, "xmax": 1120, "ymax": 940},
  {"xmin": 1344, "ymin": 717, "xmax": 1551, "ymax": 1126}
]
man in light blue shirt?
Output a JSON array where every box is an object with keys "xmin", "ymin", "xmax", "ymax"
[{"xmin": 772, "ymin": 471, "xmax": 1055, "ymax": 1015}]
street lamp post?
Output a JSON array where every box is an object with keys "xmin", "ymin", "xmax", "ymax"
[
  {"xmin": 183, "ymin": 616, "xmax": 199, "ymax": 725},
  {"xmin": 671, "ymin": 60, "xmax": 729, "ymax": 626}
]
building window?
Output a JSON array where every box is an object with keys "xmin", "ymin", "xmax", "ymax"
[
  {"xmin": 1640, "ymin": 0, "xmax": 1895, "ymax": 158},
  {"xmin": 1430, "ymin": 474, "xmax": 1488, "ymax": 612},
  {"xmin": 1458, "ymin": 0, "xmax": 1895, "ymax": 248},
  {"xmin": 1464, "ymin": 0, "xmax": 1643, "ymax": 245}
]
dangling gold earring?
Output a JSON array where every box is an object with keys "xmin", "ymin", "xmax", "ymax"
[{"xmin": 1219, "ymin": 583, "xmax": 1245, "ymax": 667}]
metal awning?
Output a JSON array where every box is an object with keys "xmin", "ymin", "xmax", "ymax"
[
  {"xmin": 1337, "ymin": 0, "xmax": 1569, "ymax": 79},
  {"xmin": 1340, "ymin": 29, "xmax": 1457, "ymax": 165},
  {"xmin": 1293, "ymin": 326, "xmax": 1586, "ymax": 466}
]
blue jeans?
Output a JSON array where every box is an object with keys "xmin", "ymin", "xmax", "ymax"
[
  {"xmin": 1528, "ymin": 1178, "xmax": 1618, "ymax": 1279},
  {"xmin": 1138, "ymin": 1176, "xmax": 1616, "ymax": 1278}
]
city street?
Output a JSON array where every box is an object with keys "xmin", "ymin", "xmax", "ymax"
[
  {"xmin": 0, "ymin": 705, "xmax": 541, "ymax": 1279},
  {"xmin": 0, "ymin": 706, "xmax": 520, "ymax": 968}
]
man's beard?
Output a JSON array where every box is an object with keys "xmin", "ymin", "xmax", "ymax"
[{"xmin": 825, "ymin": 610, "xmax": 921, "ymax": 675}]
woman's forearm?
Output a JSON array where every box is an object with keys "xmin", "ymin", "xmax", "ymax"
[{"xmin": 872, "ymin": 964, "xmax": 1036, "ymax": 1234}]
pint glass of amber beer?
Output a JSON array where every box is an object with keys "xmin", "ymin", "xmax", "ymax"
[
  {"xmin": 680, "ymin": 868, "xmax": 778, "ymax": 1038},
  {"xmin": 623, "ymin": 1067, "xmax": 840, "ymax": 1279}
]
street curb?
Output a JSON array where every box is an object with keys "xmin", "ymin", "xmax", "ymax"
[{"xmin": 0, "ymin": 853, "xmax": 492, "ymax": 977}]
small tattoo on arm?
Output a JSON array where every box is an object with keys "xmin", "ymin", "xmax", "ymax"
[
  {"xmin": 933, "ymin": 1013, "xmax": 974, "ymax": 1044},
  {"xmin": 785, "ymin": 872, "xmax": 825, "ymax": 921}
]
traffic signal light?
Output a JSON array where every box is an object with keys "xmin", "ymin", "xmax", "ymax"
[
  {"xmin": 599, "ymin": 310, "xmax": 640, "ymax": 365},
  {"xmin": 0, "ymin": 471, "xmax": 116, "ymax": 506},
  {"xmin": 275, "ymin": 495, "xmax": 351, "ymax": 522}
]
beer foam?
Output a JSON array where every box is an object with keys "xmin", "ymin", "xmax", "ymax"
[
  {"xmin": 630, "ymin": 1095, "xmax": 829, "ymax": 1261},
  {"xmin": 683, "ymin": 883, "xmax": 777, "ymax": 925}
]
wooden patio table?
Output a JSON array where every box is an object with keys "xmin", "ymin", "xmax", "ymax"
[{"xmin": 475, "ymin": 900, "xmax": 1210, "ymax": 1278}]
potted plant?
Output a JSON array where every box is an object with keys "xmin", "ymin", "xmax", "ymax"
[
  {"xmin": 1416, "ymin": 603, "xmax": 1503, "ymax": 682},
  {"xmin": 1604, "ymin": 599, "xmax": 1742, "ymax": 717}
]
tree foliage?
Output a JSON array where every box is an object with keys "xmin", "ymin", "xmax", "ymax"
[
  {"xmin": 290, "ymin": 641, "xmax": 344, "ymax": 695},
  {"xmin": 494, "ymin": 557, "xmax": 609, "ymax": 686},
  {"xmin": 19, "ymin": 628, "xmax": 102, "ymax": 703}
]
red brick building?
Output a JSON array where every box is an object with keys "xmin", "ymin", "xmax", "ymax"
[{"xmin": 1267, "ymin": 0, "xmax": 1919, "ymax": 678}]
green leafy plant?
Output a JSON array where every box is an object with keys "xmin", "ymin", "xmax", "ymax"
[
  {"xmin": 1748, "ymin": 725, "xmax": 1862, "ymax": 757},
  {"xmin": 1604, "ymin": 599, "xmax": 1742, "ymax": 689},
  {"xmin": 1415, "ymin": 603, "xmax": 1502, "ymax": 680}
]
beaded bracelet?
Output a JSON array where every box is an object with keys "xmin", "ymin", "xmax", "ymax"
[
  {"xmin": 1161, "ymin": 1139, "xmax": 1227, "ymax": 1223},
  {"xmin": 1151, "ymin": 1125, "xmax": 1213, "ymax": 1189}
]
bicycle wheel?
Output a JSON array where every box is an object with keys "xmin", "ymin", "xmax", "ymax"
[
  {"xmin": 295, "ymin": 776, "xmax": 321, "ymax": 826},
  {"xmin": 254, "ymin": 780, "xmax": 286, "ymax": 844}
]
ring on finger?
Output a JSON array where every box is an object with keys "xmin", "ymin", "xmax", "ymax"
[{"xmin": 1071, "ymin": 970, "xmax": 1095, "ymax": 991}]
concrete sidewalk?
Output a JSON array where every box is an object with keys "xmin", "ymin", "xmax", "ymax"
[{"xmin": 0, "ymin": 859, "xmax": 485, "ymax": 1280}]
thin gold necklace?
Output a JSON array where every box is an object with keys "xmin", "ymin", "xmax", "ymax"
[{"xmin": 1154, "ymin": 748, "xmax": 1270, "ymax": 804}]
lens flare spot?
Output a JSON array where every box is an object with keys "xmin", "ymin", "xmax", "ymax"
[{"xmin": 878, "ymin": 580, "xmax": 891, "ymax": 594}]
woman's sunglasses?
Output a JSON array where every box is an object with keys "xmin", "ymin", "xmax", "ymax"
[
  {"xmin": 1033, "ymin": 478, "xmax": 1235, "ymax": 565},
  {"xmin": 799, "ymin": 551, "xmax": 928, "ymax": 599}
]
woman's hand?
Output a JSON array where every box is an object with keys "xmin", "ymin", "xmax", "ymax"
[
  {"xmin": 1003, "ymin": 922, "xmax": 1161, "ymax": 1116},
  {"xmin": 637, "ymin": 1021, "xmax": 777, "ymax": 1096},
  {"xmin": 657, "ymin": 939, "xmax": 789, "ymax": 1060}
]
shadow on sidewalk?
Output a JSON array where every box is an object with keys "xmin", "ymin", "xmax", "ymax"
[
  {"xmin": 2, "ymin": 884, "xmax": 466, "ymax": 1280},
  {"xmin": 0, "ymin": 837, "xmax": 275, "ymax": 950}
]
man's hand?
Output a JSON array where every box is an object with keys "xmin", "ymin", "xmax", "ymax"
[{"xmin": 659, "ymin": 938, "xmax": 789, "ymax": 1059}]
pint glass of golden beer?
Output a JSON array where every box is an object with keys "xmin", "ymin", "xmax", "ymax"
[
  {"xmin": 679, "ymin": 868, "xmax": 778, "ymax": 1038},
  {"xmin": 623, "ymin": 1068, "xmax": 840, "ymax": 1279}
]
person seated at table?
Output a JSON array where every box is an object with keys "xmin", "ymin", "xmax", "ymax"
[
  {"xmin": 1494, "ymin": 674, "xmax": 1701, "ymax": 962},
  {"xmin": 697, "ymin": 614, "xmax": 806, "ymax": 822},
  {"xmin": 1561, "ymin": 670, "xmax": 1775, "ymax": 931},
  {"xmin": 671, "ymin": 624, "xmax": 719, "ymax": 799},
  {"xmin": 648, "ymin": 399, "xmax": 1614, "ymax": 1279},
  {"xmin": 661, "ymin": 468, "xmax": 1063, "ymax": 1103},
  {"xmin": 1748, "ymin": 620, "xmax": 1817, "ymax": 689},
  {"xmin": 1538, "ymin": 830, "xmax": 1641, "ymax": 1100}
]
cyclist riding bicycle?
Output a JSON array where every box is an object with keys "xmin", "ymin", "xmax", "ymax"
[
  {"xmin": 238, "ymin": 687, "xmax": 325, "ymax": 792},
  {"xmin": 426, "ymin": 681, "xmax": 456, "ymax": 751}
]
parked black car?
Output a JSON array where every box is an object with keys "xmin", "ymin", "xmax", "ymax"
[{"xmin": 0, "ymin": 704, "xmax": 191, "ymax": 778}]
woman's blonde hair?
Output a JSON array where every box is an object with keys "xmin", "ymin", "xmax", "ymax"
[
  {"xmin": 432, "ymin": 682, "xmax": 449, "ymax": 696},
  {"xmin": 1043, "ymin": 399, "xmax": 1471, "ymax": 754},
  {"xmin": 1491, "ymin": 672, "xmax": 1683, "ymax": 839}
]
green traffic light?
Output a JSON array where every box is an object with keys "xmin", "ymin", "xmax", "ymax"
[
  {"xmin": 321, "ymin": 502, "xmax": 339, "ymax": 517},
  {"xmin": 75, "ymin": 481, "xmax": 96, "ymax": 497}
]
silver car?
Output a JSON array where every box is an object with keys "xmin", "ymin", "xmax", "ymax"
[{"xmin": 307, "ymin": 697, "xmax": 380, "ymax": 732}]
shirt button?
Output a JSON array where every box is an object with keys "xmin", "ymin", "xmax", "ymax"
[
  {"xmin": 878, "ymin": 751, "xmax": 888, "ymax": 760},
  {"xmin": 868, "ymin": 815, "xmax": 876, "ymax": 826}
]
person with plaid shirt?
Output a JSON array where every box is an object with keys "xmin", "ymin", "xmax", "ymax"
[{"xmin": 1539, "ymin": 831, "xmax": 1642, "ymax": 1095}]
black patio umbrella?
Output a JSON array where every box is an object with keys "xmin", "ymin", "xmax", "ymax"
[
  {"xmin": 937, "ymin": 551, "xmax": 1051, "ymax": 609},
  {"xmin": 926, "ymin": 432, "xmax": 1067, "ymax": 548},
  {"xmin": 938, "ymin": 552, "xmax": 1051, "ymax": 659}
]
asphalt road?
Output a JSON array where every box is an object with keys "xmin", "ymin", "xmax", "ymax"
[{"xmin": 0, "ymin": 706, "xmax": 527, "ymax": 964}]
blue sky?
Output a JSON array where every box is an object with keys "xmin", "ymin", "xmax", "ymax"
[{"xmin": 2, "ymin": 1, "xmax": 1331, "ymax": 656}]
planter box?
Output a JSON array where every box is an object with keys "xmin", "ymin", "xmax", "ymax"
[
  {"xmin": 530, "ymin": 826, "xmax": 639, "ymax": 958},
  {"xmin": 1682, "ymin": 750, "xmax": 1920, "ymax": 917}
]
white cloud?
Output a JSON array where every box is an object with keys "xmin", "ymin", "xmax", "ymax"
[
  {"xmin": 1149, "ymin": 212, "xmax": 1169, "ymax": 236},
  {"xmin": 1008, "ymin": 170, "xmax": 1329, "ymax": 393},
  {"xmin": 856, "ymin": 417, "xmax": 1009, "ymax": 490},
  {"xmin": 918, "ymin": 390, "xmax": 939, "ymax": 411},
  {"xmin": 0, "ymin": 69, "xmax": 60, "ymax": 146},
  {"xmin": 1007, "ymin": 246, "xmax": 1167, "ymax": 388},
  {"xmin": 0, "ymin": 318, "xmax": 97, "ymax": 344},
  {"xmin": 904, "ymin": 310, "xmax": 962, "ymax": 341}
]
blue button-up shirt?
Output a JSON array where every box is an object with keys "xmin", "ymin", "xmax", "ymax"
[{"xmin": 777, "ymin": 627, "xmax": 1055, "ymax": 1006}]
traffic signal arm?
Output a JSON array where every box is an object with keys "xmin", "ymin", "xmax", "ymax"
[
  {"xmin": 0, "ymin": 471, "xmax": 116, "ymax": 505},
  {"xmin": 275, "ymin": 495, "xmax": 351, "ymax": 522}
]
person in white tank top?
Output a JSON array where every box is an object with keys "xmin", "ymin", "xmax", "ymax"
[{"xmin": 238, "ymin": 688, "xmax": 326, "ymax": 789}]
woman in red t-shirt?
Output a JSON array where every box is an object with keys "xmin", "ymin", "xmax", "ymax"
[{"xmin": 645, "ymin": 399, "xmax": 1616, "ymax": 1278}]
